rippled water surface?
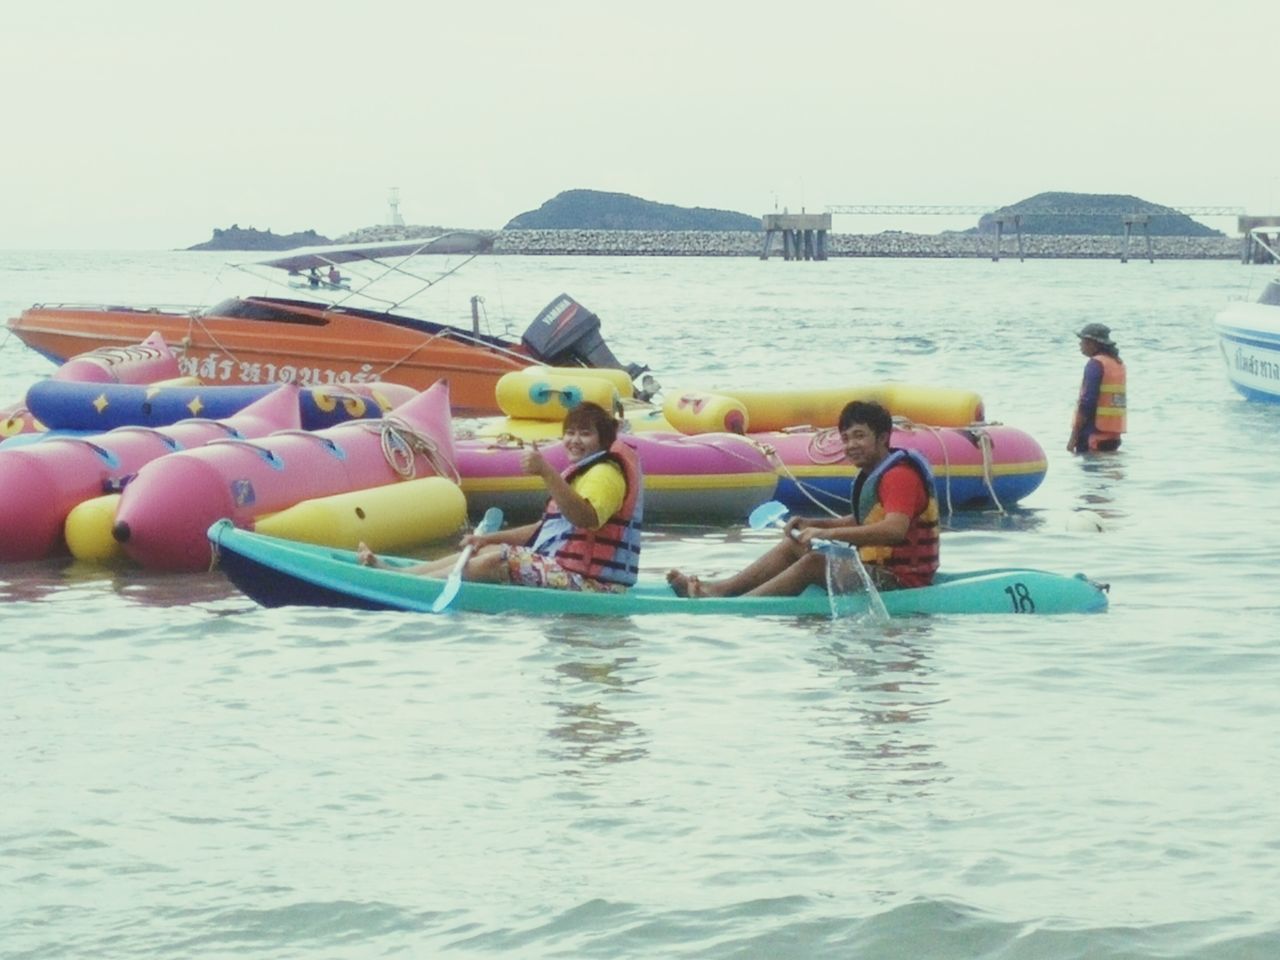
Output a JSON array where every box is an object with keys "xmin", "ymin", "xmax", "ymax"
[{"xmin": 3, "ymin": 251, "xmax": 1278, "ymax": 958}]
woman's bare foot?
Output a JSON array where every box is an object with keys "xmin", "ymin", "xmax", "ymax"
[
  {"xmin": 666, "ymin": 570, "xmax": 708, "ymax": 598},
  {"xmin": 356, "ymin": 543, "xmax": 380, "ymax": 568},
  {"xmin": 667, "ymin": 569, "xmax": 692, "ymax": 597}
]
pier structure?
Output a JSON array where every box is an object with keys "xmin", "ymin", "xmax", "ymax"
[
  {"xmin": 760, "ymin": 213, "xmax": 830, "ymax": 261},
  {"xmin": 1240, "ymin": 216, "xmax": 1280, "ymax": 263},
  {"xmin": 1120, "ymin": 215, "xmax": 1154, "ymax": 264},
  {"xmin": 989, "ymin": 215, "xmax": 1024, "ymax": 262}
]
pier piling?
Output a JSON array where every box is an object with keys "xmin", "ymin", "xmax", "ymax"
[
  {"xmin": 990, "ymin": 215, "xmax": 1024, "ymax": 262},
  {"xmin": 1121, "ymin": 215, "xmax": 1153, "ymax": 264},
  {"xmin": 761, "ymin": 213, "xmax": 831, "ymax": 261},
  {"xmin": 1240, "ymin": 216, "xmax": 1280, "ymax": 263}
]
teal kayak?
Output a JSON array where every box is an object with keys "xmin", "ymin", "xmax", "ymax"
[{"xmin": 208, "ymin": 520, "xmax": 1109, "ymax": 617}]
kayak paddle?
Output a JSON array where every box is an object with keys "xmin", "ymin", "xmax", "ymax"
[
  {"xmin": 431, "ymin": 507, "xmax": 504, "ymax": 613},
  {"xmin": 747, "ymin": 499, "xmax": 848, "ymax": 554}
]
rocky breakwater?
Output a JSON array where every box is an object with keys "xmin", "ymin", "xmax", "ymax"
[
  {"xmin": 493, "ymin": 229, "xmax": 1240, "ymax": 259},
  {"xmin": 494, "ymin": 229, "xmax": 761, "ymax": 256}
]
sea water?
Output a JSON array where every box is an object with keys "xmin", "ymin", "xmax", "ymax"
[{"xmin": 2, "ymin": 250, "xmax": 1278, "ymax": 959}]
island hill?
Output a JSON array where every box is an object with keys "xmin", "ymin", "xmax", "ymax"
[
  {"xmin": 186, "ymin": 190, "xmax": 1236, "ymax": 259},
  {"xmin": 186, "ymin": 224, "xmax": 335, "ymax": 252}
]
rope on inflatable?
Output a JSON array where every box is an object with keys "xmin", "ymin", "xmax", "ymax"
[
  {"xmin": 676, "ymin": 433, "xmax": 775, "ymax": 471},
  {"xmin": 901, "ymin": 419, "xmax": 1007, "ymax": 516},
  {"xmin": 804, "ymin": 427, "xmax": 847, "ymax": 465},
  {"xmin": 364, "ymin": 416, "xmax": 460, "ymax": 483},
  {"xmin": 747, "ymin": 418, "xmax": 1012, "ymax": 520},
  {"xmin": 489, "ymin": 432, "xmax": 529, "ymax": 449},
  {"xmin": 750, "ymin": 434, "xmax": 844, "ymax": 519},
  {"xmin": 973, "ymin": 426, "xmax": 1006, "ymax": 514},
  {"xmin": 891, "ymin": 417, "xmax": 956, "ymax": 522}
]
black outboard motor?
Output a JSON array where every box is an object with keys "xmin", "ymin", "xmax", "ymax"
[{"xmin": 522, "ymin": 294, "xmax": 649, "ymax": 383}]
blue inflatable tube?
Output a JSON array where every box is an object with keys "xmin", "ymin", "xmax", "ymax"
[{"xmin": 24, "ymin": 381, "xmax": 403, "ymax": 431}]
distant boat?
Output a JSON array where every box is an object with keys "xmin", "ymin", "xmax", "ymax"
[
  {"xmin": 6, "ymin": 233, "xmax": 644, "ymax": 416},
  {"xmin": 288, "ymin": 275, "xmax": 352, "ymax": 291},
  {"xmin": 1214, "ymin": 230, "xmax": 1280, "ymax": 403}
]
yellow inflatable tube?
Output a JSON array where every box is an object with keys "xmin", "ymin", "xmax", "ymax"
[
  {"xmin": 719, "ymin": 383, "xmax": 984, "ymax": 431},
  {"xmin": 526, "ymin": 365, "xmax": 634, "ymax": 399},
  {"xmin": 662, "ymin": 391, "xmax": 749, "ymax": 435},
  {"xmin": 254, "ymin": 476, "xmax": 467, "ymax": 552},
  {"xmin": 65, "ymin": 494, "xmax": 126, "ymax": 563},
  {"xmin": 461, "ymin": 404, "xmax": 676, "ymax": 444},
  {"xmin": 496, "ymin": 368, "xmax": 622, "ymax": 421}
]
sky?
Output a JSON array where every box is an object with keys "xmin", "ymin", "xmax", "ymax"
[{"xmin": 1, "ymin": 0, "xmax": 1276, "ymax": 249}]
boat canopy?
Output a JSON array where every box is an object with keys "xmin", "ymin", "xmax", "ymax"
[{"xmin": 255, "ymin": 231, "xmax": 496, "ymax": 272}]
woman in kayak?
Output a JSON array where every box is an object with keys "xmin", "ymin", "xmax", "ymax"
[
  {"xmin": 358, "ymin": 401, "xmax": 643, "ymax": 592},
  {"xmin": 667, "ymin": 400, "xmax": 939, "ymax": 598}
]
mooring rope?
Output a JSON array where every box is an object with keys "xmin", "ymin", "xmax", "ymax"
[
  {"xmin": 374, "ymin": 330, "xmax": 452, "ymax": 380},
  {"xmin": 182, "ymin": 311, "xmax": 247, "ymax": 371}
]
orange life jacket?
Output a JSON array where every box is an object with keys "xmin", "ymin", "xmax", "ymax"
[
  {"xmin": 543, "ymin": 441, "xmax": 644, "ymax": 586},
  {"xmin": 851, "ymin": 448, "xmax": 940, "ymax": 588},
  {"xmin": 1092, "ymin": 354, "xmax": 1127, "ymax": 435}
]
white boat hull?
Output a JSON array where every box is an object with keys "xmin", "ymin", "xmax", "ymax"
[{"xmin": 1215, "ymin": 300, "xmax": 1280, "ymax": 402}]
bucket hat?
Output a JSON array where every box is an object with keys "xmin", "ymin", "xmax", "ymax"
[{"xmin": 1076, "ymin": 322, "xmax": 1115, "ymax": 346}]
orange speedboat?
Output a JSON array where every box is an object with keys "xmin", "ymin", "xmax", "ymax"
[{"xmin": 7, "ymin": 233, "xmax": 643, "ymax": 416}]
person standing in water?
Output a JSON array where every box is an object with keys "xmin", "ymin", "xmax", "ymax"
[{"xmin": 1068, "ymin": 322, "xmax": 1127, "ymax": 454}]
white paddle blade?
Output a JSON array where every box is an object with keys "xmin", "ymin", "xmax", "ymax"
[
  {"xmin": 431, "ymin": 508, "xmax": 506, "ymax": 613},
  {"xmin": 431, "ymin": 562, "xmax": 467, "ymax": 613},
  {"xmin": 748, "ymin": 500, "xmax": 789, "ymax": 530},
  {"xmin": 477, "ymin": 507, "xmax": 504, "ymax": 535}
]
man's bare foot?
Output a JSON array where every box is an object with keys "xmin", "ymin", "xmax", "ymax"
[{"xmin": 356, "ymin": 543, "xmax": 380, "ymax": 568}]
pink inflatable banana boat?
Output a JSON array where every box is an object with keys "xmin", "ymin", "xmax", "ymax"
[
  {"xmin": 456, "ymin": 430, "xmax": 777, "ymax": 524},
  {"xmin": 53, "ymin": 330, "xmax": 181, "ymax": 384},
  {"xmin": 112, "ymin": 379, "xmax": 457, "ymax": 571},
  {"xmin": 0, "ymin": 384, "xmax": 302, "ymax": 562},
  {"xmin": 0, "ymin": 331, "xmax": 182, "ymax": 439}
]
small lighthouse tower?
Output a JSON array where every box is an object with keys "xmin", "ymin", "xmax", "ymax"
[{"xmin": 387, "ymin": 187, "xmax": 405, "ymax": 227}]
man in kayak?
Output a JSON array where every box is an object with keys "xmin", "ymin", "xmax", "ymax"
[
  {"xmin": 357, "ymin": 401, "xmax": 643, "ymax": 592},
  {"xmin": 667, "ymin": 400, "xmax": 939, "ymax": 597},
  {"xmin": 1067, "ymin": 322, "xmax": 1126, "ymax": 453}
]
